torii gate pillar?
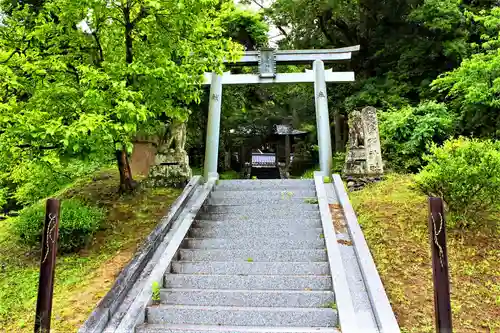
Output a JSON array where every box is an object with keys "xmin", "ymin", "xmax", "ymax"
[
  {"xmin": 203, "ymin": 73, "xmax": 223, "ymax": 181},
  {"xmin": 314, "ymin": 60, "xmax": 333, "ymax": 177}
]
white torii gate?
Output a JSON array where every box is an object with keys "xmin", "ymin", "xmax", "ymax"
[{"xmin": 202, "ymin": 46, "xmax": 360, "ymax": 180}]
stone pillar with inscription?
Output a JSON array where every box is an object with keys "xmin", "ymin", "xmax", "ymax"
[
  {"xmin": 204, "ymin": 73, "xmax": 223, "ymax": 180},
  {"xmin": 361, "ymin": 106, "xmax": 384, "ymax": 174},
  {"xmin": 344, "ymin": 106, "xmax": 384, "ymax": 176}
]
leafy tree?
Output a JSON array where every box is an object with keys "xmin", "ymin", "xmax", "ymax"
[
  {"xmin": 0, "ymin": 0, "xmax": 242, "ymax": 193},
  {"xmin": 432, "ymin": 7, "xmax": 500, "ymax": 138},
  {"xmin": 379, "ymin": 101, "xmax": 456, "ymax": 172}
]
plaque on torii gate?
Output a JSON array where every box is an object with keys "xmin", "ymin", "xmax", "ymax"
[{"xmin": 202, "ymin": 46, "xmax": 360, "ymax": 181}]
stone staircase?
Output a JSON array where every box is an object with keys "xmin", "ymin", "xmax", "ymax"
[{"xmin": 136, "ymin": 179, "xmax": 340, "ymax": 333}]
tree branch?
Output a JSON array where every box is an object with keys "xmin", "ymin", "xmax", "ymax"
[
  {"xmin": 108, "ymin": 15, "xmax": 126, "ymax": 25},
  {"xmin": 132, "ymin": 6, "xmax": 149, "ymax": 26},
  {"xmin": 67, "ymin": 64, "xmax": 80, "ymax": 84},
  {"xmin": 250, "ymin": 0, "xmax": 265, "ymax": 9},
  {"xmin": 92, "ymin": 31, "xmax": 104, "ymax": 65},
  {"xmin": 17, "ymin": 144, "xmax": 61, "ymax": 150},
  {"xmin": 318, "ymin": 14, "xmax": 336, "ymax": 45},
  {"xmin": 0, "ymin": 49, "xmax": 20, "ymax": 64}
]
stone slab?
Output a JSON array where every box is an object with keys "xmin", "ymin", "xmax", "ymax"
[
  {"xmin": 136, "ymin": 324, "xmax": 340, "ymax": 333},
  {"xmin": 160, "ymin": 289, "xmax": 335, "ymax": 308},
  {"xmin": 170, "ymin": 261, "xmax": 330, "ymax": 275},
  {"xmin": 188, "ymin": 227, "xmax": 324, "ymax": 240},
  {"xmin": 183, "ymin": 237, "xmax": 325, "ymax": 249},
  {"xmin": 193, "ymin": 218, "xmax": 322, "ymax": 229},
  {"xmin": 178, "ymin": 249, "xmax": 328, "ymax": 262},
  {"xmin": 202, "ymin": 204, "xmax": 319, "ymax": 214},
  {"xmin": 163, "ymin": 274, "xmax": 333, "ymax": 290},
  {"xmin": 145, "ymin": 305, "xmax": 338, "ymax": 327},
  {"xmin": 197, "ymin": 211, "xmax": 321, "ymax": 221}
]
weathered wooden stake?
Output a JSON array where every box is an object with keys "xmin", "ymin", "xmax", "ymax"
[
  {"xmin": 34, "ymin": 199, "xmax": 60, "ymax": 333},
  {"xmin": 428, "ymin": 197, "xmax": 452, "ymax": 333}
]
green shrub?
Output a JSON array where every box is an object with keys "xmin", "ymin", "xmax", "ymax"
[
  {"xmin": 332, "ymin": 152, "xmax": 346, "ymax": 174},
  {"xmin": 13, "ymin": 199, "xmax": 105, "ymax": 253},
  {"xmin": 415, "ymin": 137, "xmax": 500, "ymax": 228},
  {"xmin": 300, "ymin": 168, "xmax": 317, "ymax": 179},
  {"xmin": 380, "ymin": 101, "xmax": 455, "ymax": 172},
  {"xmin": 220, "ymin": 170, "xmax": 239, "ymax": 180}
]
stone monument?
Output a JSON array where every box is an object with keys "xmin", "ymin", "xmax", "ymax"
[
  {"xmin": 147, "ymin": 119, "xmax": 192, "ymax": 188},
  {"xmin": 344, "ymin": 106, "xmax": 384, "ymax": 177}
]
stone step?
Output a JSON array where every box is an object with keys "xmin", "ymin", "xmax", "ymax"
[
  {"xmin": 193, "ymin": 219, "xmax": 322, "ymax": 229},
  {"xmin": 183, "ymin": 237, "xmax": 325, "ymax": 250},
  {"xmin": 189, "ymin": 227, "xmax": 324, "ymax": 239},
  {"xmin": 163, "ymin": 274, "xmax": 332, "ymax": 290},
  {"xmin": 160, "ymin": 289, "xmax": 335, "ymax": 308},
  {"xmin": 197, "ymin": 210, "xmax": 321, "ymax": 221},
  {"xmin": 136, "ymin": 324, "xmax": 340, "ymax": 333},
  {"xmin": 145, "ymin": 305, "xmax": 337, "ymax": 327},
  {"xmin": 206, "ymin": 197, "xmax": 317, "ymax": 206},
  {"xmin": 191, "ymin": 222, "xmax": 321, "ymax": 234},
  {"xmin": 178, "ymin": 249, "xmax": 328, "ymax": 262},
  {"xmin": 209, "ymin": 190, "xmax": 317, "ymax": 200},
  {"xmin": 189, "ymin": 228, "xmax": 323, "ymax": 240},
  {"xmin": 170, "ymin": 261, "xmax": 331, "ymax": 275},
  {"xmin": 201, "ymin": 204, "xmax": 319, "ymax": 214},
  {"xmin": 214, "ymin": 180, "xmax": 314, "ymax": 191}
]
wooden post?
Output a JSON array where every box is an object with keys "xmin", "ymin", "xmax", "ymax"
[
  {"xmin": 34, "ymin": 199, "xmax": 60, "ymax": 333},
  {"xmin": 428, "ymin": 197, "xmax": 452, "ymax": 333}
]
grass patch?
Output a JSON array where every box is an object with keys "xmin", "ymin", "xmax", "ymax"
[
  {"xmin": 219, "ymin": 170, "xmax": 240, "ymax": 180},
  {"xmin": 350, "ymin": 174, "xmax": 500, "ymax": 333},
  {"xmin": 304, "ymin": 198, "xmax": 318, "ymax": 204},
  {"xmin": 0, "ymin": 169, "xmax": 181, "ymax": 332}
]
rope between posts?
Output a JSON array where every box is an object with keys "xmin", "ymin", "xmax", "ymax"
[{"xmin": 42, "ymin": 213, "xmax": 57, "ymax": 264}]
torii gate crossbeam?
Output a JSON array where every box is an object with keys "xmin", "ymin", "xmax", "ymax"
[{"xmin": 202, "ymin": 46, "xmax": 360, "ymax": 181}]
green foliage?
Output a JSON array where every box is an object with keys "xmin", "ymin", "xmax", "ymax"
[
  {"xmin": 380, "ymin": 102, "xmax": 455, "ymax": 172},
  {"xmin": 415, "ymin": 137, "xmax": 500, "ymax": 228},
  {"xmin": 219, "ymin": 170, "xmax": 239, "ymax": 180},
  {"xmin": 13, "ymin": 199, "xmax": 105, "ymax": 253},
  {"xmin": 8, "ymin": 156, "xmax": 108, "ymax": 207},
  {"xmin": 332, "ymin": 152, "xmax": 346, "ymax": 174},
  {"xmin": 304, "ymin": 198, "xmax": 318, "ymax": 204},
  {"xmin": 300, "ymin": 168, "xmax": 317, "ymax": 179},
  {"xmin": 323, "ymin": 176, "xmax": 331, "ymax": 184},
  {"xmin": 0, "ymin": 187, "xmax": 8, "ymax": 212},
  {"xmin": 432, "ymin": 49, "xmax": 500, "ymax": 138},
  {"xmin": 0, "ymin": 0, "xmax": 243, "ymax": 191},
  {"xmin": 222, "ymin": 7, "xmax": 269, "ymax": 49},
  {"xmin": 151, "ymin": 281, "xmax": 161, "ymax": 302}
]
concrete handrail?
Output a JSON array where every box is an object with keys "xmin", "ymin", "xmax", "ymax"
[
  {"xmin": 332, "ymin": 174, "xmax": 401, "ymax": 333},
  {"xmin": 314, "ymin": 172, "xmax": 358, "ymax": 332},
  {"xmin": 79, "ymin": 176, "xmax": 203, "ymax": 333}
]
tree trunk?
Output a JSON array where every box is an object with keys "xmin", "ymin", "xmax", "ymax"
[
  {"xmin": 224, "ymin": 149, "xmax": 231, "ymax": 171},
  {"xmin": 115, "ymin": 149, "xmax": 136, "ymax": 193},
  {"xmin": 342, "ymin": 114, "xmax": 349, "ymax": 151},
  {"xmin": 334, "ymin": 111, "xmax": 344, "ymax": 152}
]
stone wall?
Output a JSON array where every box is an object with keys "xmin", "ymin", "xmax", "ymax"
[{"xmin": 130, "ymin": 141, "xmax": 158, "ymax": 177}]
